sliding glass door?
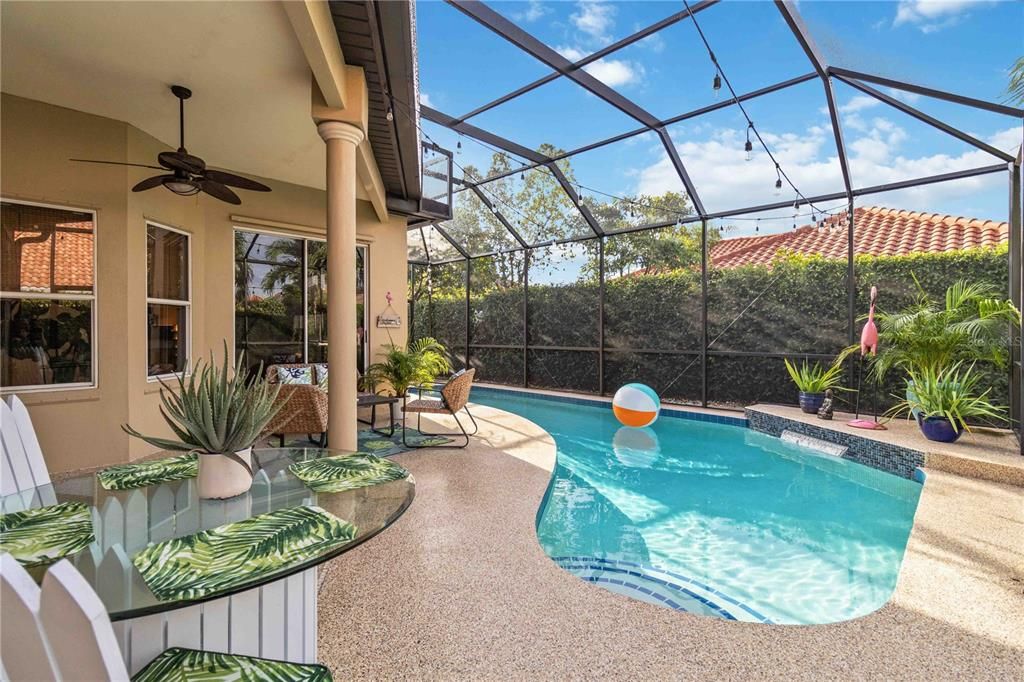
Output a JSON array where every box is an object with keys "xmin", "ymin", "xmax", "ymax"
[{"xmin": 234, "ymin": 229, "xmax": 368, "ymax": 375}]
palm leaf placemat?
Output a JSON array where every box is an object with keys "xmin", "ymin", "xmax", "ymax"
[
  {"xmin": 0, "ymin": 502, "xmax": 95, "ymax": 567},
  {"xmin": 133, "ymin": 646, "xmax": 332, "ymax": 682},
  {"xmin": 98, "ymin": 452, "xmax": 198, "ymax": 490},
  {"xmin": 358, "ymin": 427, "xmax": 451, "ymax": 456},
  {"xmin": 289, "ymin": 452, "xmax": 409, "ymax": 493},
  {"xmin": 132, "ymin": 505, "xmax": 357, "ymax": 602}
]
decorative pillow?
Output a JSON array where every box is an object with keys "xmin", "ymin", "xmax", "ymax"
[
  {"xmin": 314, "ymin": 364, "xmax": 329, "ymax": 391},
  {"xmin": 276, "ymin": 366, "xmax": 312, "ymax": 385}
]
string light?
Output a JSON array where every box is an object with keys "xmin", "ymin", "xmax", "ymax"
[
  {"xmin": 713, "ymin": 72, "xmax": 721, "ymax": 98},
  {"xmin": 744, "ymin": 123, "xmax": 753, "ymax": 161},
  {"xmin": 386, "ymin": 105, "xmax": 394, "ymax": 122},
  {"xmin": 755, "ymin": 218, "xmax": 760, "ymax": 233},
  {"xmin": 774, "ymin": 165, "xmax": 783, "ymax": 195}
]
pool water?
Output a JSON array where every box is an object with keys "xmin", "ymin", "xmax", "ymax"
[{"xmin": 469, "ymin": 388, "xmax": 922, "ymax": 625}]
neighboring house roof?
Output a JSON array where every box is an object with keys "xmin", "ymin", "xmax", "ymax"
[
  {"xmin": 4, "ymin": 223, "xmax": 94, "ymax": 294},
  {"xmin": 709, "ymin": 206, "xmax": 1008, "ymax": 269}
]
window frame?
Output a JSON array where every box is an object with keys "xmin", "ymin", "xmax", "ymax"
[
  {"xmin": 145, "ymin": 220, "xmax": 192, "ymax": 382},
  {"xmin": 0, "ymin": 197, "xmax": 99, "ymax": 394},
  {"xmin": 232, "ymin": 227, "xmax": 370, "ymax": 373}
]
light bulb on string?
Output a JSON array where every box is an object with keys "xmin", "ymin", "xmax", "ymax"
[
  {"xmin": 713, "ymin": 72, "xmax": 721, "ymax": 98},
  {"xmin": 386, "ymin": 105, "xmax": 394, "ymax": 122},
  {"xmin": 744, "ymin": 123, "xmax": 753, "ymax": 161},
  {"xmin": 755, "ymin": 218, "xmax": 760, "ymax": 233},
  {"xmin": 774, "ymin": 166, "xmax": 782, "ymax": 196}
]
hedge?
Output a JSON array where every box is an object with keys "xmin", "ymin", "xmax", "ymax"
[{"xmin": 412, "ymin": 246, "xmax": 1011, "ymax": 415}]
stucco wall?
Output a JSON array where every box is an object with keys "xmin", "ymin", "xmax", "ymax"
[{"xmin": 1, "ymin": 93, "xmax": 408, "ymax": 472}]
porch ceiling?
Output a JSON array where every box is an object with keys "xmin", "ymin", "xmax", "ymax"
[{"xmin": 0, "ymin": 1, "xmax": 326, "ymax": 190}]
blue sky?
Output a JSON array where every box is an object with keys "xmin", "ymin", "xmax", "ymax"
[{"xmin": 416, "ymin": 0, "xmax": 1023, "ymax": 237}]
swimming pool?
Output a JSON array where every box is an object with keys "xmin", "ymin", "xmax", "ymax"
[{"xmin": 469, "ymin": 387, "xmax": 922, "ymax": 625}]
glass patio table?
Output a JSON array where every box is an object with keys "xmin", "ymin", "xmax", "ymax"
[{"xmin": 0, "ymin": 447, "xmax": 414, "ymax": 672}]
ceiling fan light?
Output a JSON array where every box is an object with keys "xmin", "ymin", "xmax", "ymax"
[{"xmin": 163, "ymin": 178, "xmax": 201, "ymax": 196}]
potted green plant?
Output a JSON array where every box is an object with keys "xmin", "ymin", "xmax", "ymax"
[
  {"xmin": 364, "ymin": 337, "xmax": 453, "ymax": 403},
  {"xmin": 867, "ymin": 278, "xmax": 1019, "ymax": 383},
  {"xmin": 886, "ymin": 362, "xmax": 1004, "ymax": 443},
  {"xmin": 783, "ymin": 358, "xmax": 846, "ymax": 414},
  {"xmin": 122, "ymin": 344, "xmax": 280, "ymax": 499}
]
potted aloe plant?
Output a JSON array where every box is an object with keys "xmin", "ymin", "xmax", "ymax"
[
  {"xmin": 783, "ymin": 358, "xmax": 847, "ymax": 414},
  {"xmin": 363, "ymin": 337, "xmax": 453, "ymax": 404},
  {"xmin": 122, "ymin": 344, "xmax": 280, "ymax": 499},
  {"xmin": 886, "ymin": 362, "xmax": 1004, "ymax": 443}
]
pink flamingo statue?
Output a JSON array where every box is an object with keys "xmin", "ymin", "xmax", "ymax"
[{"xmin": 849, "ymin": 286, "xmax": 886, "ymax": 429}]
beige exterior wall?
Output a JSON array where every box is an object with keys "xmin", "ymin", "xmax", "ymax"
[{"xmin": 1, "ymin": 93, "xmax": 409, "ymax": 473}]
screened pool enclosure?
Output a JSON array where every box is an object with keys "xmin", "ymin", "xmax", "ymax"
[{"xmin": 407, "ymin": 1, "xmax": 1023, "ymax": 440}]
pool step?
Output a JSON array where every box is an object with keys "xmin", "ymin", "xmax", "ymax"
[{"xmin": 550, "ymin": 556, "xmax": 772, "ymax": 623}]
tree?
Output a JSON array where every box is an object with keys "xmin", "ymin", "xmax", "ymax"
[{"xmin": 1007, "ymin": 56, "xmax": 1024, "ymax": 105}]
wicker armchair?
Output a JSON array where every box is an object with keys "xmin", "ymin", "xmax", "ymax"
[
  {"xmin": 402, "ymin": 369, "xmax": 478, "ymax": 448},
  {"xmin": 263, "ymin": 364, "xmax": 328, "ymax": 447}
]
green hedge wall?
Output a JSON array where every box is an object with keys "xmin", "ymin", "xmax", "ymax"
[{"xmin": 414, "ymin": 246, "xmax": 1011, "ymax": 414}]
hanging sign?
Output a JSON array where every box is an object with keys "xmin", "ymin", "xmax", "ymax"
[{"xmin": 376, "ymin": 290, "xmax": 402, "ymax": 328}]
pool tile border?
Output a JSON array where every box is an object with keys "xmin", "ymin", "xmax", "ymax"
[
  {"xmin": 745, "ymin": 408, "xmax": 925, "ymax": 480},
  {"xmin": 472, "ymin": 385, "xmax": 748, "ymax": 428}
]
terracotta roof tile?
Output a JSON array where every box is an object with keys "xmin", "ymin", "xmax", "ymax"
[{"xmin": 709, "ymin": 206, "xmax": 1007, "ymax": 269}]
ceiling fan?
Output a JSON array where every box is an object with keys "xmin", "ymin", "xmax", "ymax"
[{"xmin": 71, "ymin": 85, "xmax": 271, "ymax": 205}]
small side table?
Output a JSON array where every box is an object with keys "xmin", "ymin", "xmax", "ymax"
[{"xmin": 357, "ymin": 393, "xmax": 399, "ymax": 436}]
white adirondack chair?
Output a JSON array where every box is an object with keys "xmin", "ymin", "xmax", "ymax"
[
  {"xmin": 0, "ymin": 553, "xmax": 59, "ymax": 681},
  {"xmin": 1, "ymin": 396, "xmax": 53, "ymax": 506},
  {"xmin": 0, "ymin": 555, "xmax": 332, "ymax": 681}
]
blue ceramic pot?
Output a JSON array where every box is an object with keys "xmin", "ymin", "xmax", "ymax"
[
  {"xmin": 798, "ymin": 391, "xmax": 825, "ymax": 414},
  {"xmin": 918, "ymin": 415, "xmax": 963, "ymax": 443}
]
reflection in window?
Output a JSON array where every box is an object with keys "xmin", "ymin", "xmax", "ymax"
[
  {"xmin": 234, "ymin": 230, "xmax": 368, "ymax": 375},
  {"xmin": 147, "ymin": 223, "xmax": 190, "ymax": 377},
  {"xmin": 1, "ymin": 201, "xmax": 95, "ymax": 390}
]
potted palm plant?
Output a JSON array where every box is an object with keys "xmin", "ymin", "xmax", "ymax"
[
  {"xmin": 886, "ymin": 363, "xmax": 1004, "ymax": 442},
  {"xmin": 868, "ymin": 279, "xmax": 1019, "ymax": 382},
  {"xmin": 783, "ymin": 358, "xmax": 847, "ymax": 413},
  {"xmin": 122, "ymin": 344, "xmax": 280, "ymax": 499},
  {"xmin": 363, "ymin": 337, "xmax": 453, "ymax": 404}
]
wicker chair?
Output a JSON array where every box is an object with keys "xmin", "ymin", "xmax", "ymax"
[
  {"xmin": 263, "ymin": 364, "xmax": 328, "ymax": 447},
  {"xmin": 402, "ymin": 369, "xmax": 478, "ymax": 448}
]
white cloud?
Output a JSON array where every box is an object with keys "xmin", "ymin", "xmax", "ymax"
[
  {"xmin": 634, "ymin": 117, "xmax": 1015, "ymax": 231},
  {"xmin": 571, "ymin": 1, "xmax": 616, "ymax": 42},
  {"xmin": 512, "ymin": 0, "xmax": 550, "ymax": 23},
  {"xmin": 420, "ymin": 92, "xmax": 434, "ymax": 108},
  {"xmin": 893, "ymin": 0, "xmax": 995, "ymax": 33},
  {"xmin": 839, "ymin": 95, "xmax": 882, "ymax": 114},
  {"xmin": 556, "ymin": 45, "xmax": 643, "ymax": 87}
]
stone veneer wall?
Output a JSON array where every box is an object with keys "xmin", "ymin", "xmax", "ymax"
[{"xmin": 745, "ymin": 408, "xmax": 925, "ymax": 479}]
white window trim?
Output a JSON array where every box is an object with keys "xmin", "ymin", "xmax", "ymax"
[
  {"xmin": 0, "ymin": 197, "xmax": 98, "ymax": 393},
  {"xmin": 146, "ymin": 220, "xmax": 192, "ymax": 382}
]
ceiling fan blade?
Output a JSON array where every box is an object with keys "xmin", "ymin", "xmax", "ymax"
[
  {"xmin": 158, "ymin": 150, "xmax": 205, "ymax": 174},
  {"xmin": 203, "ymin": 169, "xmax": 271, "ymax": 192},
  {"xmin": 70, "ymin": 158, "xmax": 164, "ymax": 170},
  {"xmin": 132, "ymin": 175, "xmax": 176, "ymax": 192},
  {"xmin": 200, "ymin": 179, "xmax": 241, "ymax": 205}
]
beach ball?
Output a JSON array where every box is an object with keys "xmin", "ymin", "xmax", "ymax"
[{"xmin": 612, "ymin": 383, "xmax": 661, "ymax": 428}]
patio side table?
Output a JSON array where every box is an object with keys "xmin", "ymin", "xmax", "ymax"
[{"xmin": 357, "ymin": 393, "xmax": 399, "ymax": 436}]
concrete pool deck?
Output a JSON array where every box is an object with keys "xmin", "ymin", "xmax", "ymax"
[{"xmin": 319, "ymin": 402, "xmax": 1024, "ymax": 680}]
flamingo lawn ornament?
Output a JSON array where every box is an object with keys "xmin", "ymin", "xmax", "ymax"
[{"xmin": 849, "ymin": 286, "xmax": 887, "ymax": 430}]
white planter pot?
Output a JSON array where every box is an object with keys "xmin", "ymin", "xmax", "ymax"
[{"xmin": 198, "ymin": 447, "xmax": 254, "ymax": 499}]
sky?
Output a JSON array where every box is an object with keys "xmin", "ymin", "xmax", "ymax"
[{"xmin": 415, "ymin": 0, "xmax": 1023, "ymax": 239}]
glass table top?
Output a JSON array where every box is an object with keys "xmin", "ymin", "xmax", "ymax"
[{"xmin": 0, "ymin": 447, "xmax": 414, "ymax": 620}]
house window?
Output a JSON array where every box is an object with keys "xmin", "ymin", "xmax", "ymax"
[
  {"xmin": 234, "ymin": 229, "xmax": 368, "ymax": 375},
  {"xmin": 147, "ymin": 222, "xmax": 190, "ymax": 378},
  {"xmin": 1, "ymin": 200, "xmax": 96, "ymax": 391}
]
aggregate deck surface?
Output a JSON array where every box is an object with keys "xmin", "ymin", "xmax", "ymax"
[{"xmin": 318, "ymin": 403, "xmax": 1024, "ymax": 680}]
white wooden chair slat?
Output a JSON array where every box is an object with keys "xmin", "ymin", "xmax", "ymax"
[
  {"xmin": 7, "ymin": 396, "xmax": 49, "ymax": 488},
  {"xmin": 0, "ymin": 554, "xmax": 58, "ymax": 682},
  {"xmin": 0, "ymin": 402, "xmax": 33, "ymax": 494},
  {"xmin": 39, "ymin": 560, "xmax": 130, "ymax": 681}
]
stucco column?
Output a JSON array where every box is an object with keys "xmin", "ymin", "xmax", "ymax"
[{"xmin": 318, "ymin": 120, "xmax": 364, "ymax": 451}]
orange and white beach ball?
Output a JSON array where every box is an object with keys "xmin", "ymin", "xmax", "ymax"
[{"xmin": 612, "ymin": 383, "xmax": 661, "ymax": 428}]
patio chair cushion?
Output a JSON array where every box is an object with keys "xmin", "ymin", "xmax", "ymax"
[
  {"xmin": 403, "ymin": 398, "xmax": 448, "ymax": 414},
  {"xmin": 132, "ymin": 647, "xmax": 332, "ymax": 681},
  {"xmin": 314, "ymin": 363, "xmax": 329, "ymax": 391},
  {"xmin": 276, "ymin": 365, "xmax": 313, "ymax": 385}
]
